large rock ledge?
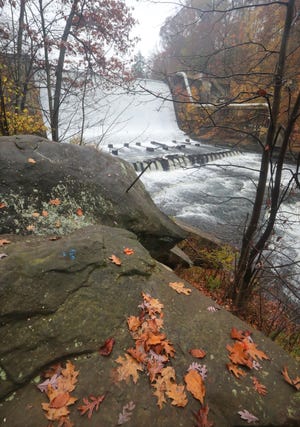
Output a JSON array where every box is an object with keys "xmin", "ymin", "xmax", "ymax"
[
  {"xmin": 0, "ymin": 135, "xmax": 186, "ymax": 260},
  {"xmin": 0, "ymin": 225, "xmax": 299, "ymax": 427}
]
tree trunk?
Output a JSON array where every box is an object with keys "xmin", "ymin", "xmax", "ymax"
[
  {"xmin": 233, "ymin": 0, "xmax": 296, "ymax": 310},
  {"xmin": 52, "ymin": 0, "xmax": 79, "ymax": 142}
]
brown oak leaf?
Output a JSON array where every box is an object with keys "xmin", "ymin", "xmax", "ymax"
[
  {"xmin": 166, "ymin": 383, "xmax": 188, "ymax": 407},
  {"xmin": 78, "ymin": 395, "xmax": 105, "ymax": 419},
  {"xmin": 193, "ymin": 404, "xmax": 214, "ymax": 427},
  {"xmin": 227, "ymin": 363, "xmax": 246, "ymax": 379},
  {"xmin": 109, "ymin": 254, "xmax": 122, "ymax": 266},
  {"xmin": 251, "ymin": 376, "xmax": 267, "ymax": 395},
  {"xmin": 49, "ymin": 198, "xmax": 61, "ymax": 206},
  {"xmin": 281, "ymin": 366, "xmax": 300, "ymax": 391},
  {"xmin": 168, "ymin": 281, "xmax": 192, "ymax": 295},
  {"xmin": 123, "ymin": 247, "xmax": 134, "ymax": 255},
  {"xmin": 115, "ymin": 354, "xmax": 143, "ymax": 384}
]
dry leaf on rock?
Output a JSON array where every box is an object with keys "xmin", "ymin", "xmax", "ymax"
[
  {"xmin": 227, "ymin": 363, "xmax": 246, "ymax": 379},
  {"xmin": 28, "ymin": 157, "xmax": 36, "ymax": 164},
  {"xmin": 117, "ymin": 401, "xmax": 135, "ymax": 425},
  {"xmin": 109, "ymin": 254, "xmax": 122, "ymax": 266},
  {"xmin": 193, "ymin": 404, "xmax": 214, "ymax": 427},
  {"xmin": 184, "ymin": 369, "xmax": 206, "ymax": 405},
  {"xmin": 123, "ymin": 247, "xmax": 134, "ymax": 255},
  {"xmin": 166, "ymin": 383, "xmax": 188, "ymax": 407},
  {"xmin": 168, "ymin": 281, "xmax": 192, "ymax": 295},
  {"xmin": 115, "ymin": 354, "xmax": 143, "ymax": 384},
  {"xmin": 49, "ymin": 198, "xmax": 61, "ymax": 206},
  {"xmin": 251, "ymin": 376, "xmax": 267, "ymax": 395},
  {"xmin": 281, "ymin": 366, "xmax": 300, "ymax": 391},
  {"xmin": 238, "ymin": 409, "xmax": 259, "ymax": 423},
  {"xmin": 127, "ymin": 316, "xmax": 142, "ymax": 332},
  {"xmin": 0, "ymin": 239, "xmax": 10, "ymax": 246},
  {"xmin": 99, "ymin": 337, "xmax": 115, "ymax": 356},
  {"xmin": 76, "ymin": 207, "xmax": 83, "ymax": 216},
  {"xmin": 78, "ymin": 395, "xmax": 105, "ymax": 419},
  {"xmin": 189, "ymin": 349, "xmax": 206, "ymax": 359}
]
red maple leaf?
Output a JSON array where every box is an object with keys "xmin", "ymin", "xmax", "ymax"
[{"xmin": 77, "ymin": 394, "xmax": 105, "ymax": 419}]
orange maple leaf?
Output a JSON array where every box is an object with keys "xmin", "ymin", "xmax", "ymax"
[
  {"xmin": 230, "ymin": 327, "xmax": 251, "ymax": 341},
  {"xmin": 28, "ymin": 157, "xmax": 36, "ymax": 164},
  {"xmin": 184, "ymin": 369, "xmax": 206, "ymax": 405},
  {"xmin": 32, "ymin": 212, "xmax": 40, "ymax": 218},
  {"xmin": 42, "ymin": 210, "xmax": 49, "ymax": 217},
  {"xmin": 227, "ymin": 363, "xmax": 246, "ymax": 379},
  {"xmin": 251, "ymin": 376, "xmax": 267, "ymax": 395},
  {"xmin": 109, "ymin": 254, "xmax": 122, "ymax": 266},
  {"xmin": 0, "ymin": 239, "xmax": 10, "ymax": 246},
  {"xmin": 123, "ymin": 247, "xmax": 134, "ymax": 255},
  {"xmin": 142, "ymin": 292, "xmax": 164, "ymax": 315},
  {"xmin": 26, "ymin": 224, "xmax": 35, "ymax": 231},
  {"xmin": 189, "ymin": 348, "xmax": 206, "ymax": 359},
  {"xmin": 0, "ymin": 202, "xmax": 7, "ymax": 209},
  {"xmin": 169, "ymin": 281, "xmax": 192, "ymax": 295}
]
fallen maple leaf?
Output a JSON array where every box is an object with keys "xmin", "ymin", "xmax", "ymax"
[
  {"xmin": 0, "ymin": 202, "xmax": 7, "ymax": 209},
  {"xmin": 117, "ymin": 401, "xmax": 136, "ymax": 425},
  {"xmin": 28, "ymin": 157, "xmax": 36, "ymax": 164},
  {"xmin": 193, "ymin": 404, "xmax": 214, "ymax": 427},
  {"xmin": 238, "ymin": 409, "xmax": 259, "ymax": 423},
  {"xmin": 26, "ymin": 224, "xmax": 35, "ymax": 231},
  {"xmin": 42, "ymin": 210, "xmax": 49, "ymax": 217},
  {"xmin": 99, "ymin": 337, "xmax": 115, "ymax": 356},
  {"xmin": 0, "ymin": 239, "xmax": 10, "ymax": 246},
  {"xmin": 123, "ymin": 247, "xmax": 134, "ymax": 255},
  {"xmin": 76, "ymin": 208, "xmax": 83, "ymax": 216},
  {"xmin": 168, "ymin": 281, "xmax": 192, "ymax": 295},
  {"xmin": 189, "ymin": 349, "xmax": 206, "ymax": 359},
  {"xmin": 251, "ymin": 376, "xmax": 267, "ymax": 395},
  {"xmin": 184, "ymin": 369, "xmax": 205, "ymax": 405},
  {"xmin": 226, "ymin": 341, "xmax": 252, "ymax": 369},
  {"xmin": 32, "ymin": 212, "xmax": 40, "ymax": 218},
  {"xmin": 227, "ymin": 363, "xmax": 246, "ymax": 379},
  {"xmin": 281, "ymin": 366, "xmax": 300, "ymax": 391},
  {"xmin": 78, "ymin": 394, "xmax": 105, "ymax": 419},
  {"xmin": 109, "ymin": 254, "xmax": 122, "ymax": 266},
  {"xmin": 49, "ymin": 198, "xmax": 61, "ymax": 206}
]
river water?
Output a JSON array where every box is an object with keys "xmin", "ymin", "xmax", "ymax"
[{"xmin": 54, "ymin": 78, "xmax": 300, "ymax": 304}]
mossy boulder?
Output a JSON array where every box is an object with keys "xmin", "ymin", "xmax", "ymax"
[{"xmin": 0, "ymin": 135, "xmax": 186, "ymax": 259}]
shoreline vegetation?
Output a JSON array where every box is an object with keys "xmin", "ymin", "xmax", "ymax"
[{"xmin": 172, "ymin": 219, "xmax": 300, "ymax": 360}]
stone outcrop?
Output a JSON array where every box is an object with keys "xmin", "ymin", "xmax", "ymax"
[
  {"xmin": 0, "ymin": 226, "xmax": 299, "ymax": 426},
  {"xmin": 0, "ymin": 135, "xmax": 186, "ymax": 259}
]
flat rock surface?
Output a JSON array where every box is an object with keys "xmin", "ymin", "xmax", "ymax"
[{"xmin": 0, "ymin": 226, "xmax": 299, "ymax": 426}]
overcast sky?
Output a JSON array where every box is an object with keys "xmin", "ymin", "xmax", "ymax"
[{"xmin": 126, "ymin": 0, "xmax": 179, "ymax": 57}]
